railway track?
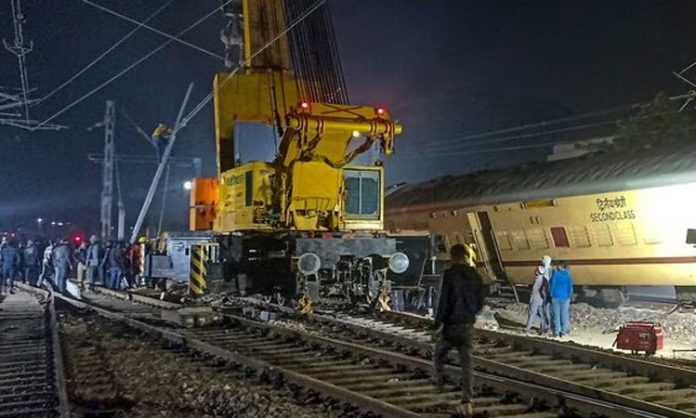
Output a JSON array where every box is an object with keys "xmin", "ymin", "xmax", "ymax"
[
  {"xmin": 60, "ymin": 286, "xmax": 678, "ymax": 417},
  {"xmin": 0, "ymin": 285, "xmax": 68, "ymax": 418},
  {"xmin": 218, "ymin": 295, "xmax": 696, "ymax": 417}
]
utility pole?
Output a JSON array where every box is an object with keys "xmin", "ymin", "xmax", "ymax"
[
  {"xmin": 0, "ymin": 0, "xmax": 65, "ymax": 130},
  {"xmin": 2, "ymin": 0, "xmax": 32, "ymax": 123},
  {"xmin": 100, "ymin": 101, "xmax": 116, "ymax": 241},
  {"xmin": 115, "ymin": 159, "xmax": 126, "ymax": 241},
  {"xmin": 130, "ymin": 83, "xmax": 193, "ymax": 244}
]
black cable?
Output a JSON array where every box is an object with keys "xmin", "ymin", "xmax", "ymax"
[{"xmin": 285, "ymin": 0, "xmax": 348, "ymax": 104}]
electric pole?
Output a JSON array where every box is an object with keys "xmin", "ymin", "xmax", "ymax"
[{"xmin": 100, "ymin": 100, "xmax": 116, "ymax": 241}]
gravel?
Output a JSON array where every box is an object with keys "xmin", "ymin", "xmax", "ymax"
[
  {"xmin": 60, "ymin": 310, "xmax": 347, "ymax": 418},
  {"xmin": 501, "ymin": 301, "xmax": 696, "ymax": 347}
]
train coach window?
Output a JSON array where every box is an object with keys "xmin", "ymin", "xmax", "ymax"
[
  {"xmin": 568, "ymin": 226, "xmax": 591, "ymax": 247},
  {"xmin": 494, "ymin": 231, "xmax": 513, "ymax": 251},
  {"xmin": 550, "ymin": 227, "xmax": 570, "ymax": 248},
  {"xmin": 526, "ymin": 228, "xmax": 549, "ymax": 249},
  {"xmin": 612, "ymin": 222, "xmax": 637, "ymax": 246},
  {"xmin": 510, "ymin": 230, "xmax": 530, "ymax": 250},
  {"xmin": 591, "ymin": 224, "xmax": 613, "ymax": 246}
]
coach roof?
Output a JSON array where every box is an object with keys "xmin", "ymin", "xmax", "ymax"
[{"xmin": 386, "ymin": 142, "xmax": 696, "ymax": 211}]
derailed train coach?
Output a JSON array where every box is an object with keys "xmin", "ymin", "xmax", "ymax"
[{"xmin": 386, "ymin": 143, "xmax": 696, "ymax": 306}]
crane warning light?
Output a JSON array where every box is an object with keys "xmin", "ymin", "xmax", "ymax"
[
  {"xmin": 300, "ymin": 102, "xmax": 309, "ymax": 109},
  {"xmin": 376, "ymin": 107, "xmax": 385, "ymax": 116}
]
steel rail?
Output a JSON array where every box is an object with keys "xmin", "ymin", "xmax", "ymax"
[
  {"xmin": 60, "ymin": 290, "xmax": 675, "ymax": 417},
  {"xmin": 56, "ymin": 292, "xmax": 599, "ymax": 417},
  {"xmin": 85, "ymin": 289, "xmax": 696, "ymax": 415},
  {"xmin": 3, "ymin": 283, "xmax": 70, "ymax": 417},
  {"xmin": 55, "ymin": 294, "xmax": 421, "ymax": 417},
  {"xmin": 223, "ymin": 296, "xmax": 696, "ymax": 417}
]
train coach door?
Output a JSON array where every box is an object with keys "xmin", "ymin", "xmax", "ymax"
[{"xmin": 468, "ymin": 211, "xmax": 517, "ymax": 300}]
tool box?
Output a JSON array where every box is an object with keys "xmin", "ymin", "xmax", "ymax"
[{"xmin": 614, "ymin": 322, "xmax": 664, "ymax": 355}]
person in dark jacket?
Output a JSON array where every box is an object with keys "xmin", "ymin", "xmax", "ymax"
[
  {"xmin": 105, "ymin": 241, "xmax": 125, "ymax": 289},
  {"xmin": 73, "ymin": 242, "xmax": 88, "ymax": 289},
  {"xmin": 38, "ymin": 240, "xmax": 54, "ymax": 287},
  {"xmin": 432, "ymin": 244, "xmax": 487, "ymax": 417},
  {"xmin": 23, "ymin": 239, "xmax": 41, "ymax": 287},
  {"xmin": 1, "ymin": 240, "xmax": 21, "ymax": 294},
  {"xmin": 85, "ymin": 235, "xmax": 103, "ymax": 289},
  {"xmin": 16, "ymin": 242, "xmax": 25, "ymax": 283},
  {"xmin": 52, "ymin": 239, "xmax": 72, "ymax": 294}
]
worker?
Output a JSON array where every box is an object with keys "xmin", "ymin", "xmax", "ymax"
[
  {"xmin": 85, "ymin": 235, "xmax": 103, "ymax": 290},
  {"xmin": 132, "ymin": 238, "xmax": 145, "ymax": 287},
  {"xmin": 550, "ymin": 260, "xmax": 574, "ymax": 337},
  {"xmin": 525, "ymin": 255, "xmax": 552, "ymax": 334},
  {"xmin": 23, "ymin": 239, "xmax": 41, "ymax": 287},
  {"xmin": 151, "ymin": 123, "xmax": 173, "ymax": 162},
  {"xmin": 52, "ymin": 239, "xmax": 72, "ymax": 294},
  {"xmin": 17, "ymin": 242, "xmax": 25, "ymax": 284},
  {"xmin": 123, "ymin": 242, "xmax": 133, "ymax": 288},
  {"xmin": 38, "ymin": 240, "xmax": 54, "ymax": 287},
  {"xmin": 0, "ymin": 240, "xmax": 20, "ymax": 294},
  {"xmin": 105, "ymin": 241, "xmax": 125, "ymax": 289},
  {"xmin": 74, "ymin": 242, "xmax": 88, "ymax": 289},
  {"xmin": 432, "ymin": 244, "xmax": 487, "ymax": 417}
]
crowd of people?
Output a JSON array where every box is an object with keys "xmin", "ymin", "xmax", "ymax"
[
  {"xmin": 0, "ymin": 235, "xmax": 143, "ymax": 295},
  {"xmin": 525, "ymin": 255, "xmax": 575, "ymax": 337}
]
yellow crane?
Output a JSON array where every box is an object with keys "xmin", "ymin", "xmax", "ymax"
[{"xmin": 189, "ymin": 0, "xmax": 406, "ymax": 308}]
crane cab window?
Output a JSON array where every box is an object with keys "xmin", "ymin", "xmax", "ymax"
[
  {"xmin": 433, "ymin": 235, "xmax": 448, "ymax": 253},
  {"xmin": 550, "ymin": 227, "xmax": 570, "ymax": 248},
  {"xmin": 344, "ymin": 169, "xmax": 380, "ymax": 219}
]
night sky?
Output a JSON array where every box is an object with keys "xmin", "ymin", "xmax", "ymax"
[{"xmin": 0, "ymin": 1, "xmax": 694, "ymax": 234}]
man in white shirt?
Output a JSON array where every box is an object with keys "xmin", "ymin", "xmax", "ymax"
[{"xmin": 525, "ymin": 255, "xmax": 552, "ymax": 334}]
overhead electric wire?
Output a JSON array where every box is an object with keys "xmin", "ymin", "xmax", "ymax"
[
  {"xmin": 36, "ymin": 0, "xmax": 175, "ymax": 106},
  {"xmin": 420, "ymin": 119, "xmax": 617, "ymax": 152},
  {"xmin": 395, "ymin": 139, "xmax": 568, "ymax": 159},
  {"xmin": 32, "ymin": 0, "xmax": 234, "ymax": 131},
  {"xmin": 400, "ymin": 127, "xmax": 696, "ymax": 160},
  {"xmin": 81, "ymin": 0, "xmax": 224, "ymax": 62},
  {"xmin": 173, "ymin": 0, "xmax": 327, "ymax": 134},
  {"xmin": 417, "ymin": 104, "xmax": 635, "ymax": 149},
  {"xmin": 417, "ymin": 109, "xmax": 680, "ymax": 153},
  {"xmin": 119, "ymin": 108, "xmax": 155, "ymax": 146},
  {"xmin": 395, "ymin": 111, "xmax": 694, "ymax": 160}
]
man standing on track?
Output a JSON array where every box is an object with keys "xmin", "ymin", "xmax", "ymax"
[
  {"xmin": 23, "ymin": 239, "xmax": 41, "ymax": 287},
  {"xmin": 38, "ymin": 240, "xmax": 54, "ymax": 288},
  {"xmin": 525, "ymin": 255, "xmax": 552, "ymax": 334},
  {"xmin": 550, "ymin": 260, "xmax": 574, "ymax": 337},
  {"xmin": 432, "ymin": 244, "xmax": 487, "ymax": 417},
  {"xmin": 0, "ymin": 240, "xmax": 20, "ymax": 294},
  {"xmin": 74, "ymin": 242, "xmax": 88, "ymax": 289},
  {"xmin": 85, "ymin": 235, "xmax": 103, "ymax": 290},
  {"xmin": 52, "ymin": 239, "xmax": 72, "ymax": 294}
]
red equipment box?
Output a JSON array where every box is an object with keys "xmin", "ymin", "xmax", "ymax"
[{"xmin": 614, "ymin": 322, "xmax": 664, "ymax": 355}]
